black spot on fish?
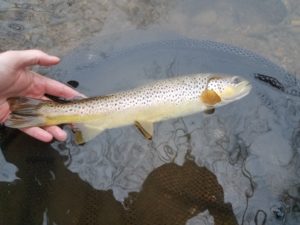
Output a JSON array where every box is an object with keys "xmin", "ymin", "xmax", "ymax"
[{"xmin": 254, "ymin": 73, "xmax": 285, "ymax": 91}]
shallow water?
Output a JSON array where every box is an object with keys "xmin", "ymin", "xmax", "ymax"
[{"xmin": 1, "ymin": 1, "xmax": 300, "ymax": 225}]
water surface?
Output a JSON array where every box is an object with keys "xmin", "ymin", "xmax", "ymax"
[{"xmin": 1, "ymin": 1, "xmax": 300, "ymax": 225}]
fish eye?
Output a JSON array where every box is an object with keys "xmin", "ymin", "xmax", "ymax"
[{"xmin": 231, "ymin": 76, "xmax": 241, "ymax": 84}]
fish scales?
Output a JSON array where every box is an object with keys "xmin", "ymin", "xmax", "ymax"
[{"xmin": 41, "ymin": 75, "xmax": 210, "ymax": 115}]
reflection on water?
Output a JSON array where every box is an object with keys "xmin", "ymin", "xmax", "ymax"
[
  {"xmin": 0, "ymin": 132, "xmax": 126, "ymax": 225},
  {"xmin": 1, "ymin": 0, "xmax": 300, "ymax": 225},
  {"xmin": 1, "ymin": 37, "xmax": 300, "ymax": 224},
  {"xmin": 0, "ymin": 132, "xmax": 238, "ymax": 225}
]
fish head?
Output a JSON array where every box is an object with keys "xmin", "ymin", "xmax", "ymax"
[{"xmin": 204, "ymin": 75, "xmax": 251, "ymax": 106}]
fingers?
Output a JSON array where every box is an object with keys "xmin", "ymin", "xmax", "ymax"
[
  {"xmin": 34, "ymin": 73, "xmax": 83, "ymax": 99},
  {"xmin": 2, "ymin": 50, "xmax": 84, "ymax": 99},
  {"xmin": 4, "ymin": 49, "xmax": 60, "ymax": 68},
  {"xmin": 0, "ymin": 102, "xmax": 10, "ymax": 123},
  {"xmin": 21, "ymin": 127, "xmax": 53, "ymax": 142},
  {"xmin": 21, "ymin": 126, "xmax": 68, "ymax": 142},
  {"xmin": 44, "ymin": 126, "xmax": 67, "ymax": 141}
]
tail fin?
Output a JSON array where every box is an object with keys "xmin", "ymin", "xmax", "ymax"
[{"xmin": 5, "ymin": 97, "xmax": 47, "ymax": 128}]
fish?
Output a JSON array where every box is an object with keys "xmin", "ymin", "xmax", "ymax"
[{"xmin": 5, "ymin": 73, "xmax": 251, "ymax": 144}]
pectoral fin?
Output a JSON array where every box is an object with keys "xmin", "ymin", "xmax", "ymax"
[
  {"xmin": 200, "ymin": 89, "xmax": 221, "ymax": 106},
  {"xmin": 134, "ymin": 121, "xmax": 154, "ymax": 140},
  {"xmin": 204, "ymin": 108, "xmax": 215, "ymax": 114},
  {"xmin": 73, "ymin": 123, "xmax": 105, "ymax": 144}
]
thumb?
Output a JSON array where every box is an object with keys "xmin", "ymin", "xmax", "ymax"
[{"xmin": 3, "ymin": 49, "xmax": 60, "ymax": 68}]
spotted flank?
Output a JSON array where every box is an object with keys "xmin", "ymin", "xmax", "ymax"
[{"xmin": 5, "ymin": 73, "xmax": 251, "ymax": 144}]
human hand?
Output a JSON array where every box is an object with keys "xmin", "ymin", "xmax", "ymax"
[{"xmin": 0, "ymin": 50, "xmax": 81, "ymax": 142}]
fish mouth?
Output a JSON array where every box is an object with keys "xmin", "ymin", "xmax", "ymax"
[
  {"xmin": 235, "ymin": 80, "xmax": 252, "ymax": 99},
  {"xmin": 222, "ymin": 80, "xmax": 252, "ymax": 101}
]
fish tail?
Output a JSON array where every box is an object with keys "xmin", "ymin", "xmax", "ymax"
[{"xmin": 5, "ymin": 97, "xmax": 47, "ymax": 128}]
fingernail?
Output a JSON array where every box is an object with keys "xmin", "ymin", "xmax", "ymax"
[
  {"xmin": 57, "ymin": 130, "xmax": 67, "ymax": 142},
  {"xmin": 50, "ymin": 56, "xmax": 60, "ymax": 61},
  {"xmin": 74, "ymin": 94, "xmax": 87, "ymax": 99}
]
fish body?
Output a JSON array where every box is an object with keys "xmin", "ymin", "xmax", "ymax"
[{"xmin": 5, "ymin": 73, "xmax": 251, "ymax": 143}]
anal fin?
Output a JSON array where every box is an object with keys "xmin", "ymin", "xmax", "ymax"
[{"xmin": 73, "ymin": 122, "xmax": 105, "ymax": 144}]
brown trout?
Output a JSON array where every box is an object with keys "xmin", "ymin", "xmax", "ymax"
[{"xmin": 5, "ymin": 73, "xmax": 251, "ymax": 143}]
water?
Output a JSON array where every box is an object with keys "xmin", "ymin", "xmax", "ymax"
[{"xmin": 1, "ymin": 1, "xmax": 300, "ymax": 225}]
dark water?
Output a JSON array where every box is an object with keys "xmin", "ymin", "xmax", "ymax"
[{"xmin": 1, "ymin": 1, "xmax": 300, "ymax": 225}]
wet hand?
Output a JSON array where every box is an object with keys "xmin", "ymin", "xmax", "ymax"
[{"xmin": 0, "ymin": 50, "xmax": 80, "ymax": 142}]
